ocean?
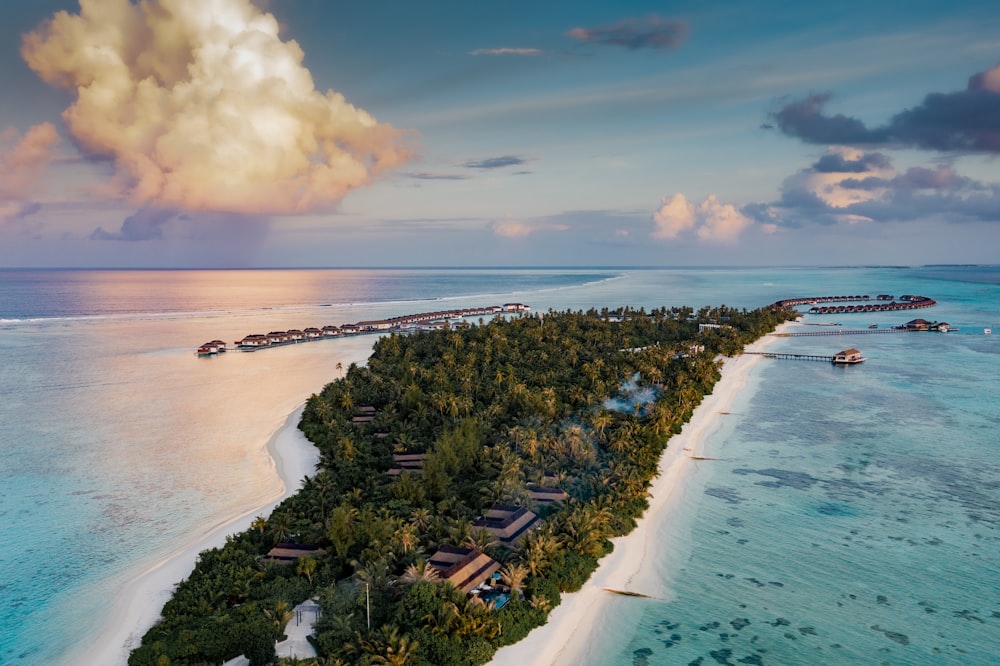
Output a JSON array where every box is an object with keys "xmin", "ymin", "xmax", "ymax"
[{"xmin": 0, "ymin": 267, "xmax": 996, "ymax": 665}]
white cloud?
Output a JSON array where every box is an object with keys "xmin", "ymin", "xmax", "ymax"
[
  {"xmin": 651, "ymin": 193, "xmax": 696, "ymax": 239},
  {"xmin": 0, "ymin": 123, "xmax": 60, "ymax": 224},
  {"xmin": 21, "ymin": 0, "xmax": 413, "ymax": 216},
  {"xmin": 489, "ymin": 215, "xmax": 569, "ymax": 237},
  {"xmin": 469, "ymin": 48, "xmax": 543, "ymax": 56},
  {"xmin": 653, "ymin": 192, "xmax": 750, "ymax": 242}
]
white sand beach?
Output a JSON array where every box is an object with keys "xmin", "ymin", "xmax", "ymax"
[
  {"xmin": 489, "ymin": 322, "xmax": 792, "ymax": 666},
  {"xmin": 76, "ymin": 343, "xmax": 375, "ymax": 666}
]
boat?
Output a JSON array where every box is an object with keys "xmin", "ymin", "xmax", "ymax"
[
  {"xmin": 869, "ymin": 323, "xmax": 878, "ymax": 329},
  {"xmin": 985, "ymin": 328, "xmax": 992, "ymax": 335}
]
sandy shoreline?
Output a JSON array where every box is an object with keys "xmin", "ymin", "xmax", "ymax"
[
  {"xmin": 76, "ymin": 344, "xmax": 375, "ymax": 666},
  {"xmin": 489, "ymin": 322, "xmax": 792, "ymax": 666}
]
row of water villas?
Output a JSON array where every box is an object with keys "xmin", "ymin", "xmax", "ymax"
[
  {"xmin": 770, "ymin": 294, "xmax": 936, "ymax": 314},
  {"xmin": 197, "ymin": 303, "xmax": 530, "ymax": 355},
  {"xmin": 807, "ymin": 295, "xmax": 936, "ymax": 314}
]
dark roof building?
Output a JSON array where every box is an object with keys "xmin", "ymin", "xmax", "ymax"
[
  {"xmin": 264, "ymin": 543, "xmax": 326, "ymax": 564},
  {"xmin": 427, "ymin": 546, "xmax": 501, "ymax": 593},
  {"xmin": 386, "ymin": 452, "xmax": 429, "ymax": 477},
  {"xmin": 528, "ymin": 486, "xmax": 569, "ymax": 506},
  {"xmin": 472, "ymin": 505, "xmax": 540, "ymax": 548}
]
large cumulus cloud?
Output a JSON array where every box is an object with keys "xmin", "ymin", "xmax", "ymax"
[
  {"xmin": 652, "ymin": 193, "xmax": 751, "ymax": 242},
  {"xmin": 21, "ymin": 0, "xmax": 413, "ymax": 216},
  {"xmin": 771, "ymin": 62, "xmax": 1000, "ymax": 153}
]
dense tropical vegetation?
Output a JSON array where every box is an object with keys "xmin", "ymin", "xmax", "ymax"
[{"xmin": 130, "ymin": 304, "xmax": 793, "ymax": 665}]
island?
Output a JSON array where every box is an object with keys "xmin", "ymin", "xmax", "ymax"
[{"xmin": 129, "ymin": 304, "xmax": 794, "ymax": 665}]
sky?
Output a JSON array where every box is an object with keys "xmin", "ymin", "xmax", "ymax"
[{"xmin": 1, "ymin": 0, "xmax": 998, "ymax": 268}]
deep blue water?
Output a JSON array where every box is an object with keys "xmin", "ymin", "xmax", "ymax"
[{"xmin": 1, "ymin": 267, "xmax": 996, "ymax": 665}]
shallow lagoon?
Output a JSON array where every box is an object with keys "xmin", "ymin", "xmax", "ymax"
[{"xmin": 1, "ymin": 266, "xmax": 996, "ymax": 664}]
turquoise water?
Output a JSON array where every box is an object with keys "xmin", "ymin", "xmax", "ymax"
[
  {"xmin": 592, "ymin": 268, "xmax": 1000, "ymax": 665},
  {"xmin": 1, "ymin": 267, "xmax": 996, "ymax": 664}
]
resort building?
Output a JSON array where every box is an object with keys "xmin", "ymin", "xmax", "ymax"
[
  {"xmin": 236, "ymin": 334, "xmax": 268, "ymax": 349},
  {"xmin": 472, "ymin": 504, "xmax": 541, "ymax": 548},
  {"xmin": 321, "ymin": 325, "xmax": 340, "ymax": 337},
  {"xmin": 386, "ymin": 452, "xmax": 428, "ymax": 477},
  {"xmin": 427, "ymin": 546, "xmax": 501, "ymax": 593},
  {"xmin": 833, "ymin": 348, "xmax": 865, "ymax": 364},
  {"xmin": 267, "ymin": 331, "xmax": 289, "ymax": 344},
  {"xmin": 264, "ymin": 543, "xmax": 326, "ymax": 565},
  {"xmin": 527, "ymin": 485, "xmax": 568, "ymax": 506},
  {"xmin": 357, "ymin": 320, "xmax": 392, "ymax": 332},
  {"xmin": 901, "ymin": 318, "xmax": 933, "ymax": 331},
  {"xmin": 351, "ymin": 405, "xmax": 377, "ymax": 424}
]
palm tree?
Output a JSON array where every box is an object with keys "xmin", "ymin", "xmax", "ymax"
[
  {"xmin": 370, "ymin": 625, "xmax": 419, "ymax": 665},
  {"xmin": 498, "ymin": 562, "xmax": 528, "ymax": 596},
  {"xmin": 269, "ymin": 511, "xmax": 292, "ymax": 544},
  {"xmin": 529, "ymin": 594, "xmax": 551, "ymax": 612},
  {"xmin": 297, "ymin": 556, "xmax": 318, "ymax": 584},
  {"xmin": 264, "ymin": 600, "xmax": 294, "ymax": 637},
  {"xmin": 409, "ymin": 507, "xmax": 431, "ymax": 531},
  {"xmin": 522, "ymin": 529, "xmax": 562, "ymax": 577},
  {"xmin": 463, "ymin": 528, "xmax": 498, "ymax": 553},
  {"xmin": 422, "ymin": 601, "xmax": 460, "ymax": 636},
  {"xmin": 393, "ymin": 523, "xmax": 418, "ymax": 555},
  {"xmin": 398, "ymin": 559, "xmax": 441, "ymax": 585},
  {"xmin": 352, "ymin": 558, "xmax": 392, "ymax": 594},
  {"xmin": 251, "ymin": 515, "xmax": 268, "ymax": 537}
]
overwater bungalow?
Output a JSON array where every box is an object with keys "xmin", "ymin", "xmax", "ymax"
[
  {"xmin": 267, "ymin": 331, "xmax": 289, "ymax": 345},
  {"xmin": 236, "ymin": 334, "xmax": 269, "ymax": 350},
  {"xmin": 321, "ymin": 325, "xmax": 340, "ymax": 337},
  {"xmin": 900, "ymin": 318, "xmax": 932, "ymax": 331},
  {"xmin": 502, "ymin": 303, "xmax": 531, "ymax": 312},
  {"xmin": 833, "ymin": 348, "xmax": 865, "ymax": 364}
]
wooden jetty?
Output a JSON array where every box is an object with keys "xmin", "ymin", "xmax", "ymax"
[
  {"xmin": 772, "ymin": 328, "xmax": 908, "ymax": 337},
  {"xmin": 745, "ymin": 351, "xmax": 836, "ymax": 362},
  {"xmin": 747, "ymin": 348, "xmax": 865, "ymax": 364}
]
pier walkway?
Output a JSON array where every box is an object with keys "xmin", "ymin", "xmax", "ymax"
[
  {"xmin": 772, "ymin": 328, "xmax": 909, "ymax": 337},
  {"xmin": 745, "ymin": 351, "xmax": 835, "ymax": 362}
]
